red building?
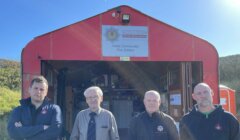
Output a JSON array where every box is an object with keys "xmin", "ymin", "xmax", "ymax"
[{"xmin": 21, "ymin": 5, "xmax": 219, "ymax": 138}]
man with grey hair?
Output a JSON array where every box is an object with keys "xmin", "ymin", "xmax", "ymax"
[
  {"xmin": 129, "ymin": 90, "xmax": 179, "ymax": 140},
  {"xmin": 179, "ymin": 82, "xmax": 240, "ymax": 140},
  {"xmin": 70, "ymin": 86, "xmax": 119, "ymax": 140}
]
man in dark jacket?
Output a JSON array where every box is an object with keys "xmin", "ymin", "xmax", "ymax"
[
  {"xmin": 129, "ymin": 90, "xmax": 179, "ymax": 140},
  {"xmin": 7, "ymin": 76, "xmax": 63, "ymax": 140},
  {"xmin": 179, "ymin": 83, "xmax": 240, "ymax": 140}
]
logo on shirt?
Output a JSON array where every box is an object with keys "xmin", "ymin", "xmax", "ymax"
[
  {"xmin": 41, "ymin": 109, "xmax": 47, "ymax": 114},
  {"xmin": 157, "ymin": 125, "xmax": 164, "ymax": 132},
  {"xmin": 215, "ymin": 123, "xmax": 222, "ymax": 130}
]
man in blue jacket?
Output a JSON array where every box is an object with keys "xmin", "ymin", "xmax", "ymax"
[
  {"xmin": 7, "ymin": 76, "xmax": 63, "ymax": 140},
  {"xmin": 179, "ymin": 83, "xmax": 239, "ymax": 140}
]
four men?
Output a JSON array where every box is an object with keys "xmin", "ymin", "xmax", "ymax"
[{"xmin": 8, "ymin": 76, "xmax": 240, "ymax": 140}]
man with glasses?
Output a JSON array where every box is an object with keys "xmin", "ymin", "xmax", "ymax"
[{"xmin": 70, "ymin": 86, "xmax": 119, "ymax": 140}]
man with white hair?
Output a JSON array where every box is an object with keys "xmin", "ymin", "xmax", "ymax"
[
  {"xmin": 129, "ymin": 90, "xmax": 179, "ymax": 140},
  {"xmin": 70, "ymin": 86, "xmax": 119, "ymax": 140},
  {"xmin": 179, "ymin": 83, "xmax": 240, "ymax": 140}
]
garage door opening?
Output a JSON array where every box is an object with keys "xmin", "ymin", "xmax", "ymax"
[{"xmin": 41, "ymin": 60, "xmax": 202, "ymax": 139}]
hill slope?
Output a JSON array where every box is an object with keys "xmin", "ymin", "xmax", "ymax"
[
  {"xmin": 219, "ymin": 54, "xmax": 240, "ymax": 91},
  {"xmin": 0, "ymin": 59, "xmax": 21, "ymax": 90}
]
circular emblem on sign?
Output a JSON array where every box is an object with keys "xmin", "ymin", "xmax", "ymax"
[{"xmin": 105, "ymin": 27, "xmax": 119, "ymax": 42}]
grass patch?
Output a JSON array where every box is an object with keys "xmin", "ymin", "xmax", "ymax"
[{"xmin": 0, "ymin": 115, "xmax": 10, "ymax": 140}]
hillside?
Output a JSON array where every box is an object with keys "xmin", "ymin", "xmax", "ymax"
[
  {"xmin": 0, "ymin": 59, "xmax": 21, "ymax": 90},
  {"xmin": 219, "ymin": 54, "xmax": 240, "ymax": 91},
  {"xmin": 0, "ymin": 59, "xmax": 20, "ymax": 68}
]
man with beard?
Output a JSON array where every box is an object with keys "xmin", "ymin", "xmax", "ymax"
[{"xmin": 179, "ymin": 83, "xmax": 239, "ymax": 140}]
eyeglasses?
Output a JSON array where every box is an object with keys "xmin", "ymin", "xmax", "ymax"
[{"xmin": 86, "ymin": 96, "xmax": 99, "ymax": 100}]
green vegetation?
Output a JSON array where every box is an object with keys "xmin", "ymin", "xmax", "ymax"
[
  {"xmin": 219, "ymin": 54, "xmax": 240, "ymax": 91},
  {"xmin": 0, "ymin": 115, "xmax": 10, "ymax": 140},
  {"xmin": 0, "ymin": 87, "xmax": 20, "ymax": 115},
  {"xmin": 0, "ymin": 87, "xmax": 20, "ymax": 140},
  {"xmin": 219, "ymin": 54, "xmax": 240, "ymax": 113},
  {"xmin": 0, "ymin": 59, "xmax": 21, "ymax": 90},
  {"xmin": 0, "ymin": 59, "xmax": 21, "ymax": 115},
  {"xmin": 0, "ymin": 59, "xmax": 21, "ymax": 140}
]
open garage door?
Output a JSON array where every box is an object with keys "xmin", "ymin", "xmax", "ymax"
[{"xmin": 41, "ymin": 60, "xmax": 202, "ymax": 140}]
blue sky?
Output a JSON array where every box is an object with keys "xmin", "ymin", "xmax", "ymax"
[{"xmin": 1, "ymin": 0, "xmax": 240, "ymax": 61}]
